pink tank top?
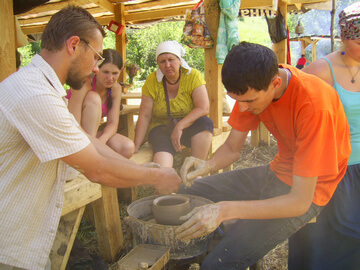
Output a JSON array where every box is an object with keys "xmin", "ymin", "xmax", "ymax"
[{"xmin": 65, "ymin": 75, "xmax": 110, "ymax": 118}]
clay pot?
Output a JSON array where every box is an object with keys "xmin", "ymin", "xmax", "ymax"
[{"xmin": 152, "ymin": 195, "xmax": 191, "ymax": 226}]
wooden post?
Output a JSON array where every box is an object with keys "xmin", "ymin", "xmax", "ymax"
[
  {"xmin": 50, "ymin": 207, "xmax": 85, "ymax": 270},
  {"xmin": 92, "ymin": 186, "xmax": 124, "ymax": 262},
  {"xmin": 115, "ymin": 3, "xmax": 127, "ymax": 92},
  {"xmin": 272, "ymin": 1, "xmax": 288, "ymax": 64},
  {"xmin": 0, "ymin": 0, "xmax": 16, "ymax": 82},
  {"xmin": 204, "ymin": 0, "xmax": 223, "ymax": 135}
]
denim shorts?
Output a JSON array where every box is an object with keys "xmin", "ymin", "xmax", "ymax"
[{"xmin": 148, "ymin": 116, "xmax": 214, "ymax": 156}]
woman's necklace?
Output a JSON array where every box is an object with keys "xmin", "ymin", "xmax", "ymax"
[
  {"xmin": 340, "ymin": 52, "xmax": 360, "ymax": 84},
  {"xmin": 166, "ymin": 72, "xmax": 181, "ymax": 85}
]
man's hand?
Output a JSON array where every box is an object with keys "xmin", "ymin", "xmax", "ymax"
[
  {"xmin": 180, "ymin": 156, "xmax": 212, "ymax": 187},
  {"xmin": 156, "ymin": 167, "xmax": 181, "ymax": 194},
  {"xmin": 175, "ymin": 204, "xmax": 222, "ymax": 241},
  {"xmin": 143, "ymin": 162, "xmax": 161, "ymax": 168}
]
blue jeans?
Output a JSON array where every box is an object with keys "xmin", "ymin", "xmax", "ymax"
[
  {"xmin": 178, "ymin": 165, "xmax": 322, "ymax": 270},
  {"xmin": 288, "ymin": 163, "xmax": 360, "ymax": 270}
]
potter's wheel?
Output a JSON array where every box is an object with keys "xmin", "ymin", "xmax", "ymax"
[{"xmin": 126, "ymin": 194, "xmax": 214, "ymax": 260}]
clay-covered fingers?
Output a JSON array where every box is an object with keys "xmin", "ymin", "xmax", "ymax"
[
  {"xmin": 180, "ymin": 157, "xmax": 208, "ymax": 186},
  {"xmin": 175, "ymin": 208, "xmax": 204, "ymax": 240},
  {"xmin": 156, "ymin": 167, "xmax": 181, "ymax": 194},
  {"xmin": 175, "ymin": 204, "xmax": 221, "ymax": 240}
]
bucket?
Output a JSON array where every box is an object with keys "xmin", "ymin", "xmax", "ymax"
[{"xmin": 126, "ymin": 194, "xmax": 214, "ymax": 260}]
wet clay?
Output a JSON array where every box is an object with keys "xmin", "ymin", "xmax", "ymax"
[
  {"xmin": 152, "ymin": 195, "xmax": 190, "ymax": 226},
  {"xmin": 126, "ymin": 195, "xmax": 214, "ymax": 260}
]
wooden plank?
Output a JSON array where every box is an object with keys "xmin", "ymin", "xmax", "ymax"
[
  {"xmin": 120, "ymin": 104, "xmax": 140, "ymax": 115},
  {"xmin": 50, "ymin": 207, "xmax": 85, "ymax": 270},
  {"xmin": 93, "ymin": 186, "xmax": 124, "ymax": 262},
  {"xmin": 123, "ymin": 0, "xmax": 198, "ymax": 11},
  {"xmin": 90, "ymin": 0, "xmax": 115, "ymax": 13},
  {"xmin": 212, "ymin": 130, "xmax": 230, "ymax": 153},
  {"xmin": 125, "ymin": 5, "xmax": 192, "ymax": 22},
  {"xmin": 62, "ymin": 174, "xmax": 102, "ymax": 216},
  {"xmin": 130, "ymin": 146, "xmax": 154, "ymax": 164},
  {"xmin": 122, "ymin": 92, "xmax": 142, "ymax": 99},
  {"xmin": 0, "ymin": 0, "xmax": 16, "ymax": 82}
]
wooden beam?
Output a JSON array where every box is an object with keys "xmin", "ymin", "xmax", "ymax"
[
  {"xmin": 124, "ymin": 0, "xmax": 198, "ymax": 11},
  {"xmin": 240, "ymin": 0, "xmax": 273, "ymax": 9},
  {"xmin": 125, "ymin": 5, "xmax": 192, "ymax": 22},
  {"xmin": 115, "ymin": 3, "xmax": 127, "ymax": 89},
  {"xmin": 272, "ymin": 1, "xmax": 288, "ymax": 64},
  {"xmin": 19, "ymin": 0, "xmax": 90, "ymax": 16},
  {"xmin": 90, "ymin": 0, "xmax": 115, "ymax": 13},
  {"xmin": 204, "ymin": 0, "xmax": 223, "ymax": 131},
  {"xmin": 0, "ymin": 0, "xmax": 16, "ymax": 82},
  {"xmin": 18, "ymin": 6, "xmax": 108, "ymax": 26}
]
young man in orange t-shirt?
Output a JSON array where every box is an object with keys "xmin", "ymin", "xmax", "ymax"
[{"xmin": 175, "ymin": 42, "xmax": 351, "ymax": 270}]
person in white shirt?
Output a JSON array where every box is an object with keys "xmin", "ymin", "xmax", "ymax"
[{"xmin": 0, "ymin": 5, "xmax": 180, "ymax": 270}]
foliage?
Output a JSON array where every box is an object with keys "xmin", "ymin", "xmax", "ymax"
[
  {"xmin": 116, "ymin": 21, "xmax": 205, "ymax": 81},
  {"xmin": 238, "ymin": 17, "xmax": 272, "ymax": 48},
  {"xmin": 18, "ymin": 42, "xmax": 41, "ymax": 67},
  {"xmin": 125, "ymin": 61, "xmax": 140, "ymax": 84}
]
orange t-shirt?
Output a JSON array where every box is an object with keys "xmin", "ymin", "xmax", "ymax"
[{"xmin": 228, "ymin": 65, "xmax": 351, "ymax": 206}]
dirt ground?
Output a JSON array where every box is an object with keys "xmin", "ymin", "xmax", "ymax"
[{"xmin": 77, "ymin": 135, "xmax": 289, "ymax": 269}]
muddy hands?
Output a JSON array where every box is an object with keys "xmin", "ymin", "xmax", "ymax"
[
  {"xmin": 156, "ymin": 167, "xmax": 181, "ymax": 194},
  {"xmin": 175, "ymin": 204, "xmax": 222, "ymax": 240},
  {"xmin": 180, "ymin": 156, "xmax": 213, "ymax": 187}
]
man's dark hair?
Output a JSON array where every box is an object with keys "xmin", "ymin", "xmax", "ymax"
[
  {"xmin": 222, "ymin": 42, "xmax": 279, "ymax": 95},
  {"xmin": 41, "ymin": 5, "xmax": 106, "ymax": 51}
]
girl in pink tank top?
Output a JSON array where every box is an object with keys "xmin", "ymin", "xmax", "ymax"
[{"xmin": 66, "ymin": 49, "xmax": 134, "ymax": 158}]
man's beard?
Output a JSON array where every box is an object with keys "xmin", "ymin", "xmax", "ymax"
[{"xmin": 66, "ymin": 60, "xmax": 93, "ymax": 90}]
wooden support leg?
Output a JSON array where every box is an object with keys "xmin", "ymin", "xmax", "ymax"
[
  {"xmin": 251, "ymin": 122, "xmax": 270, "ymax": 147},
  {"xmin": 50, "ymin": 207, "xmax": 85, "ymax": 270},
  {"xmin": 92, "ymin": 186, "xmax": 124, "ymax": 262},
  {"xmin": 117, "ymin": 187, "xmax": 138, "ymax": 204}
]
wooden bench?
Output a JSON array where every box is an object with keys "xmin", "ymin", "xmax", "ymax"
[
  {"xmin": 118, "ymin": 104, "xmax": 140, "ymax": 140},
  {"xmin": 51, "ymin": 174, "xmax": 123, "ymax": 269}
]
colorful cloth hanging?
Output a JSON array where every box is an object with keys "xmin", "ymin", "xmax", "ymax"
[{"xmin": 216, "ymin": 0, "xmax": 241, "ymax": 65}]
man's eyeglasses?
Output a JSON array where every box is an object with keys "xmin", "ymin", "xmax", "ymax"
[{"xmin": 80, "ymin": 38, "xmax": 105, "ymax": 67}]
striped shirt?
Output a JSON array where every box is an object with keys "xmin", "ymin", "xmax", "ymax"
[{"xmin": 0, "ymin": 54, "xmax": 90, "ymax": 269}]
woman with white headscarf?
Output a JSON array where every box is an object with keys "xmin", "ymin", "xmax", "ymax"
[{"xmin": 134, "ymin": 41, "xmax": 213, "ymax": 168}]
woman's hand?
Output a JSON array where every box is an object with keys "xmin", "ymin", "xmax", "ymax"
[
  {"xmin": 175, "ymin": 203, "xmax": 222, "ymax": 240},
  {"xmin": 171, "ymin": 125, "xmax": 183, "ymax": 152}
]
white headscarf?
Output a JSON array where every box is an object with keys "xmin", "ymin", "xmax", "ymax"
[{"xmin": 155, "ymin": 41, "xmax": 192, "ymax": 82}]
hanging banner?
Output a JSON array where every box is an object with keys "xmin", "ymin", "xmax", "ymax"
[{"xmin": 239, "ymin": 9, "xmax": 276, "ymax": 18}]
